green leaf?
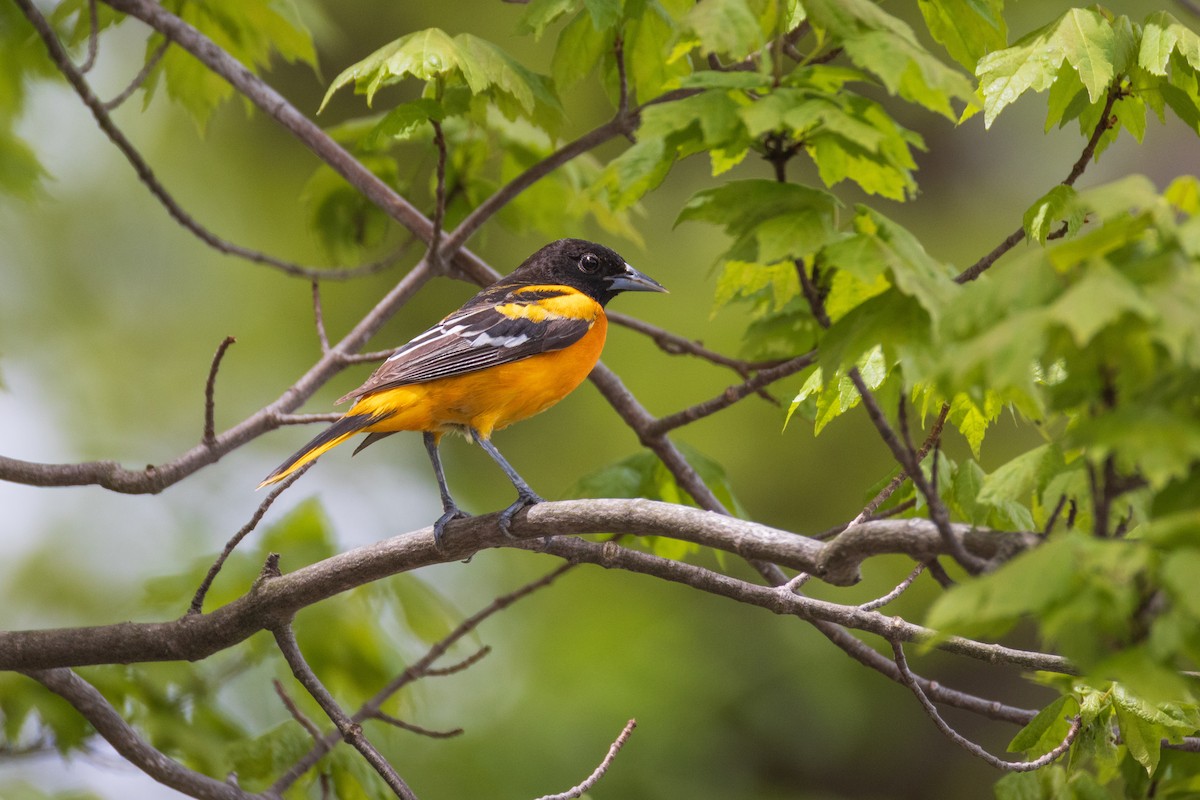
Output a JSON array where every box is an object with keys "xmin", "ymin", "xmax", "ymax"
[
  {"xmin": 551, "ymin": 7, "xmax": 613, "ymax": 89},
  {"xmin": 1008, "ymin": 694, "xmax": 1079, "ymax": 754},
  {"xmin": 818, "ymin": 207, "xmax": 956, "ymax": 320},
  {"xmin": 926, "ymin": 535, "xmax": 1078, "ymax": 639},
  {"xmin": 0, "ymin": 128, "xmax": 45, "ymax": 200},
  {"xmin": 387, "ymin": 574, "xmax": 464, "ymax": 645},
  {"xmin": 519, "ymin": 0, "xmax": 583, "ymax": 39},
  {"xmin": 570, "ymin": 443, "xmax": 747, "ymax": 538},
  {"xmin": 948, "ymin": 391, "xmax": 1003, "ymax": 458},
  {"xmin": 1161, "ymin": 548, "xmax": 1200, "ymax": 619},
  {"xmin": 977, "ymin": 444, "xmax": 1062, "ymax": 530},
  {"xmin": 680, "ymin": 0, "xmax": 763, "ymax": 60},
  {"xmin": 147, "ymin": 0, "xmax": 316, "ymax": 130},
  {"xmin": 1139, "ymin": 12, "xmax": 1200, "ymax": 76},
  {"xmin": 626, "ymin": 2, "xmax": 691, "ymax": 101},
  {"xmin": 916, "ymin": 0, "xmax": 1007, "ymax": 72},
  {"xmin": 363, "ymin": 99, "xmax": 443, "ymax": 147},
  {"xmin": 302, "ymin": 156, "xmax": 401, "ymax": 260},
  {"xmin": 321, "ymin": 29, "xmax": 560, "ymax": 127},
  {"xmin": 1113, "ymin": 688, "xmax": 1166, "ymax": 775},
  {"xmin": 1046, "ymin": 262, "xmax": 1157, "ymax": 348},
  {"xmin": 976, "ymin": 8, "xmax": 1115, "ymax": 128},
  {"xmin": 1024, "ymin": 185, "xmax": 1083, "ymax": 245},
  {"xmin": 804, "ymin": 0, "xmax": 976, "ymax": 119},
  {"xmin": 677, "ymin": 180, "xmax": 840, "ymax": 264}
]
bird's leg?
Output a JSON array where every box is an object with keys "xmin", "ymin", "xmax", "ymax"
[
  {"xmin": 472, "ymin": 429, "xmax": 543, "ymax": 539},
  {"xmin": 424, "ymin": 431, "xmax": 469, "ymax": 546}
]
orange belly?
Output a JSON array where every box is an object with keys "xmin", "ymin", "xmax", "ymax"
[{"xmin": 348, "ymin": 314, "xmax": 608, "ymax": 439}]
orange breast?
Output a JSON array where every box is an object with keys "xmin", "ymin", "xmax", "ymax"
[{"xmin": 349, "ymin": 313, "xmax": 608, "ymax": 439}]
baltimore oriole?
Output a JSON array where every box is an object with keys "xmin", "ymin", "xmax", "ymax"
[{"xmin": 260, "ymin": 238, "xmax": 666, "ymax": 542}]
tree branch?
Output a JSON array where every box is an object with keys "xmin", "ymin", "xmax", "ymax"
[
  {"xmin": 0, "ymin": 258, "xmax": 434, "ymax": 492},
  {"xmin": 273, "ymin": 624, "xmax": 419, "ymax": 800},
  {"xmin": 20, "ymin": 668, "xmax": 263, "ymax": 800},
  {"xmin": 0, "ymin": 500, "xmax": 1053, "ymax": 673},
  {"xmin": 533, "ymin": 719, "xmax": 637, "ymax": 800},
  {"xmin": 272, "ymin": 564, "xmax": 572, "ymax": 793},
  {"xmin": 14, "ymin": 0, "xmax": 396, "ymax": 283},
  {"xmin": 954, "ymin": 82, "xmax": 1121, "ymax": 284},
  {"xmin": 202, "ymin": 336, "xmax": 238, "ymax": 448},
  {"xmin": 889, "ymin": 638, "xmax": 1081, "ymax": 771}
]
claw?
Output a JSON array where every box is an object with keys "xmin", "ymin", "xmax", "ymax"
[
  {"xmin": 497, "ymin": 490, "xmax": 543, "ymax": 539},
  {"xmin": 432, "ymin": 507, "xmax": 471, "ymax": 548}
]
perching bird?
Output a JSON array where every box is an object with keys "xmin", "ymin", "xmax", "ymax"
[{"xmin": 260, "ymin": 238, "xmax": 666, "ymax": 543}]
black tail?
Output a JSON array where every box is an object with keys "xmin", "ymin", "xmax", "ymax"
[{"xmin": 259, "ymin": 413, "xmax": 384, "ymax": 487}]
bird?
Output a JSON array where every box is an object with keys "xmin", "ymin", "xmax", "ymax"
[{"xmin": 260, "ymin": 238, "xmax": 666, "ymax": 544}]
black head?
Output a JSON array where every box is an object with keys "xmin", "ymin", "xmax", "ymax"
[{"xmin": 511, "ymin": 238, "xmax": 667, "ymax": 306}]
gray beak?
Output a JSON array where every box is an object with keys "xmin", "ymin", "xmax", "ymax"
[{"xmin": 607, "ymin": 262, "xmax": 668, "ymax": 294}]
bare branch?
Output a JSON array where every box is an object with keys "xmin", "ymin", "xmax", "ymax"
[
  {"xmin": 889, "ymin": 638, "xmax": 1081, "ymax": 771},
  {"xmin": 311, "ymin": 282, "xmax": 331, "ymax": 354},
  {"xmin": 273, "ymin": 624, "xmax": 419, "ymax": 800},
  {"xmin": 0, "ymin": 501, "xmax": 1049, "ymax": 672},
  {"xmin": 21, "ymin": 668, "xmax": 262, "ymax": 800},
  {"xmin": 369, "ymin": 711, "xmax": 464, "ymax": 739},
  {"xmin": 14, "ymin": 0, "xmax": 395, "ymax": 283},
  {"xmin": 274, "ymin": 678, "xmax": 323, "ymax": 741},
  {"xmin": 80, "ymin": 0, "xmax": 99, "ymax": 73},
  {"xmin": 203, "ymin": 336, "xmax": 238, "ymax": 447},
  {"xmin": 607, "ymin": 311, "xmax": 790, "ymax": 379},
  {"xmin": 645, "ymin": 351, "xmax": 816, "ymax": 436},
  {"xmin": 0, "ymin": 258, "xmax": 435, "ymax": 492},
  {"xmin": 846, "ymin": 368, "xmax": 986, "ymax": 574},
  {"xmin": 533, "ymin": 719, "xmax": 637, "ymax": 800},
  {"xmin": 588, "ymin": 364, "xmax": 733, "ymax": 515},
  {"xmin": 858, "ymin": 563, "xmax": 925, "ymax": 612},
  {"xmin": 105, "ymin": 38, "xmax": 168, "ymax": 110},
  {"xmin": 436, "ymin": 114, "xmax": 638, "ymax": 262},
  {"xmin": 189, "ymin": 463, "xmax": 311, "ymax": 615},
  {"xmin": 955, "ymin": 83, "xmax": 1121, "ymax": 284},
  {"xmin": 273, "ymin": 565, "xmax": 573, "ymax": 793},
  {"xmin": 429, "ymin": 119, "xmax": 448, "ymax": 268}
]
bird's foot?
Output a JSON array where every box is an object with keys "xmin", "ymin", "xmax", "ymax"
[
  {"xmin": 498, "ymin": 490, "xmax": 543, "ymax": 539},
  {"xmin": 432, "ymin": 507, "xmax": 472, "ymax": 548}
]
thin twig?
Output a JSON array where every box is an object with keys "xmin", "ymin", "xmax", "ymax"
[
  {"xmin": 273, "ymin": 625, "xmax": 420, "ymax": 800},
  {"xmin": 955, "ymin": 83, "xmax": 1121, "ymax": 284},
  {"xmin": 188, "ymin": 463, "xmax": 311, "ymax": 615},
  {"xmin": 847, "ymin": 368, "xmax": 985, "ymax": 574},
  {"xmin": 795, "ymin": 258, "xmax": 830, "ymax": 328},
  {"xmin": 369, "ymin": 711, "xmax": 463, "ymax": 739},
  {"xmin": 420, "ymin": 645, "xmax": 491, "ymax": 677},
  {"xmin": 534, "ymin": 719, "xmax": 637, "ymax": 800},
  {"xmin": 429, "ymin": 119, "xmax": 448, "ymax": 270},
  {"xmin": 14, "ymin": 0, "xmax": 396, "ymax": 282},
  {"xmin": 1043, "ymin": 494, "xmax": 1068, "ymax": 536},
  {"xmin": 272, "ymin": 564, "xmax": 576, "ymax": 793},
  {"xmin": 437, "ymin": 114, "xmax": 637, "ymax": 261},
  {"xmin": 614, "ymin": 33, "xmax": 630, "ymax": 117},
  {"xmin": 274, "ymin": 679, "xmax": 323, "ymax": 740},
  {"xmin": 80, "ymin": 0, "xmax": 100, "ymax": 73},
  {"xmin": 858, "ymin": 563, "xmax": 926, "ymax": 612},
  {"xmin": 202, "ymin": 336, "xmax": 237, "ymax": 447},
  {"xmin": 889, "ymin": 637, "xmax": 1081, "ymax": 771},
  {"xmin": 608, "ymin": 311, "xmax": 789, "ymax": 376},
  {"xmin": 311, "ymin": 282, "xmax": 330, "ymax": 353},
  {"xmin": 646, "ymin": 352, "xmax": 816, "ymax": 436},
  {"xmin": 104, "ymin": 38, "xmax": 168, "ymax": 110}
]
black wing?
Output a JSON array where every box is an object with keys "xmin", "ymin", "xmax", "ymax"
[{"xmin": 341, "ymin": 287, "xmax": 594, "ymax": 401}]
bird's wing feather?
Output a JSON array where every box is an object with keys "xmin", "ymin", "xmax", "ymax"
[{"xmin": 341, "ymin": 287, "xmax": 595, "ymax": 401}]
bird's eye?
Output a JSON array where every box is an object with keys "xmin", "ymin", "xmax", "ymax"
[{"xmin": 578, "ymin": 253, "xmax": 600, "ymax": 273}]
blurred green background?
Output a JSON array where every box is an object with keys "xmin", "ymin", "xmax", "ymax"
[{"xmin": 0, "ymin": 0, "xmax": 1193, "ymax": 797}]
